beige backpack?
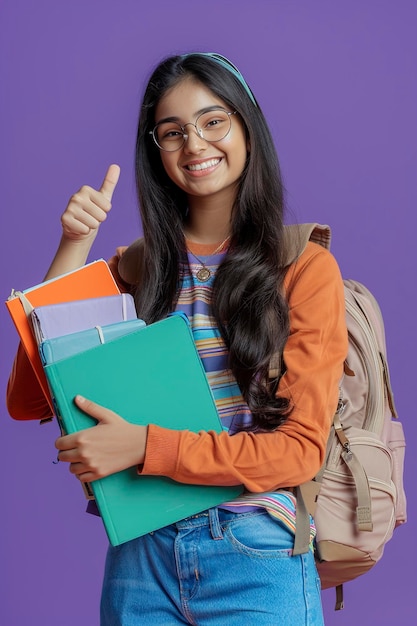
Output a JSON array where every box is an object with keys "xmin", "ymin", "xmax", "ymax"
[{"xmin": 292, "ymin": 224, "xmax": 407, "ymax": 610}]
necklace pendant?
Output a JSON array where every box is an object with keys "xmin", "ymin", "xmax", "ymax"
[{"xmin": 196, "ymin": 267, "xmax": 211, "ymax": 282}]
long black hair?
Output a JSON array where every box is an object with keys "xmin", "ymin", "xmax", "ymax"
[{"xmin": 134, "ymin": 53, "xmax": 292, "ymax": 430}]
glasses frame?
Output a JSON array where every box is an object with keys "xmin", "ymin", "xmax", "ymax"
[{"xmin": 149, "ymin": 108, "xmax": 237, "ymax": 152}]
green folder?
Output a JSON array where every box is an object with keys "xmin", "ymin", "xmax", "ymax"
[{"xmin": 43, "ymin": 314, "xmax": 243, "ymax": 546}]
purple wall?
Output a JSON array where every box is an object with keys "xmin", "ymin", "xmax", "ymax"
[{"xmin": 1, "ymin": 1, "xmax": 415, "ymax": 624}]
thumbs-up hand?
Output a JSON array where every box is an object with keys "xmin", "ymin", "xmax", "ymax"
[{"xmin": 61, "ymin": 164, "xmax": 120, "ymax": 242}]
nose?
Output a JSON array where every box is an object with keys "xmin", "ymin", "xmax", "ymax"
[{"xmin": 183, "ymin": 123, "xmax": 207, "ymax": 153}]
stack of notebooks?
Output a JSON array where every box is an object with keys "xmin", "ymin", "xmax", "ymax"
[
  {"xmin": 6, "ymin": 259, "xmax": 122, "ymax": 412},
  {"xmin": 6, "ymin": 260, "xmax": 243, "ymax": 546}
]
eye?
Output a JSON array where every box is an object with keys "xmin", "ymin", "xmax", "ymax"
[
  {"xmin": 163, "ymin": 129, "xmax": 183, "ymax": 139},
  {"xmin": 157, "ymin": 124, "xmax": 184, "ymax": 142},
  {"xmin": 198, "ymin": 110, "xmax": 230, "ymax": 134},
  {"xmin": 203, "ymin": 116, "xmax": 227, "ymax": 129},
  {"xmin": 208, "ymin": 119, "xmax": 223, "ymax": 128}
]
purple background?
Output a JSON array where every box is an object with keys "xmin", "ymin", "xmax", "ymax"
[{"xmin": 1, "ymin": 1, "xmax": 416, "ymax": 624}]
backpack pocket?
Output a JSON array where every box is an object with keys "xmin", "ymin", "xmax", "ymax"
[{"xmin": 316, "ymin": 428, "xmax": 397, "ymax": 573}]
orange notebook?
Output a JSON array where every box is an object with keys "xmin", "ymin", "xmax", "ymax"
[{"xmin": 5, "ymin": 260, "xmax": 120, "ymax": 412}]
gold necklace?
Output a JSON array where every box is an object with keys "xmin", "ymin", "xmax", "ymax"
[{"xmin": 187, "ymin": 236, "xmax": 230, "ymax": 282}]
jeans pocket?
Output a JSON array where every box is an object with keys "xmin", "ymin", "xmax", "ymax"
[{"xmin": 225, "ymin": 511, "xmax": 294, "ymax": 556}]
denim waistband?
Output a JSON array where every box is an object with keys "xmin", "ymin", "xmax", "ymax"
[{"xmin": 175, "ymin": 507, "xmax": 267, "ymax": 539}]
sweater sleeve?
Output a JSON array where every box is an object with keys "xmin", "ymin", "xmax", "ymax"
[
  {"xmin": 6, "ymin": 342, "xmax": 54, "ymax": 421},
  {"xmin": 140, "ymin": 243, "xmax": 348, "ymax": 492}
]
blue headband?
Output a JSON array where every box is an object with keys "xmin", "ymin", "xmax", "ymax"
[{"xmin": 180, "ymin": 52, "xmax": 257, "ymax": 107}]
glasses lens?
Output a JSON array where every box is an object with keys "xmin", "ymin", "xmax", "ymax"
[
  {"xmin": 197, "ymin": 109, "xmax": 232, "ymax": 143},
  {"xmin": 154, "ymin": 122, "xmax": 184, "ymax": 152}
]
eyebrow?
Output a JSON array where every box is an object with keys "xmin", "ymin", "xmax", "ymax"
[{"xmin": 155, "ymin": 105, "xmax": 227, "ymax": 126}]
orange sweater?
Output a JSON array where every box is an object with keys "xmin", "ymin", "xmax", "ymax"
[{"xmin": 6, "ymin": 242, "xmax": 348, "ymax": 492}]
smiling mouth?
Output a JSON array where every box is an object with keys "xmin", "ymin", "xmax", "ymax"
[{"xmin": 185, "ymin": 158, "xmax": 221, "ymax": 171}]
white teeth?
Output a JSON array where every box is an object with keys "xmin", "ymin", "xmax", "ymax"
[{"xmin": 186, "ymin": 158, "xmax": 220, "ymax": 171}]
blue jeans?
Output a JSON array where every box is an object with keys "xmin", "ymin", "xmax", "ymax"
[{"xmin": 100, "ymin": 508, "xmax": 324, "ymax": 625}]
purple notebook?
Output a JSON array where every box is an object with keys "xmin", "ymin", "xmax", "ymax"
[{"xmin": 31, "ymin": 293, "xmax": 137, "ymax": 344}]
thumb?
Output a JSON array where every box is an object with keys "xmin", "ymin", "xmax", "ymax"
[
  {"xmin": 74, "ymin": 395, "xmax": 117, "ymax": 424},
  {"xmin": 100, "ymin": 163, "xmax": 120, "ymax": 201}
]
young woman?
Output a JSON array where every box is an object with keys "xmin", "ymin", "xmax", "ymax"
[{"xmin": 7, "ymin": 53, "xmax": 348, "ymax": 625}]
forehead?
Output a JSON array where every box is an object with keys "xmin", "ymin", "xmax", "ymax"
[{"xmin": 155, "ymin": 78, "xmax": 228, "ymax": 122}]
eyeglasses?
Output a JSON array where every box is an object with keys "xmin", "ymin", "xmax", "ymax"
[{"xmin": 149, "ymin": 108, "xmax": 237, "ymax": 152}]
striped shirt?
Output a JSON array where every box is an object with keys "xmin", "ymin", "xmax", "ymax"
[{"xmin": 177, "ymin": 247, "xmax": 316, "ymax": 547}]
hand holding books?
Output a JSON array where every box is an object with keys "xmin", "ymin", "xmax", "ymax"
[{"xmin": 55, "ymin": 394, "xmax": 148, "ymax": 483}]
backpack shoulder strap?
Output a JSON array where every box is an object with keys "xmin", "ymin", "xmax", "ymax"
[{"xmin": 282, "ymin": 223, "xmax": 331, "ymax": 264}]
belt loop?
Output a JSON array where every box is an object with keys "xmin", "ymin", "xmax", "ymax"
[{"xmin": 208, "ymin": 507, "xmax": 223, "ymax": 540}]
